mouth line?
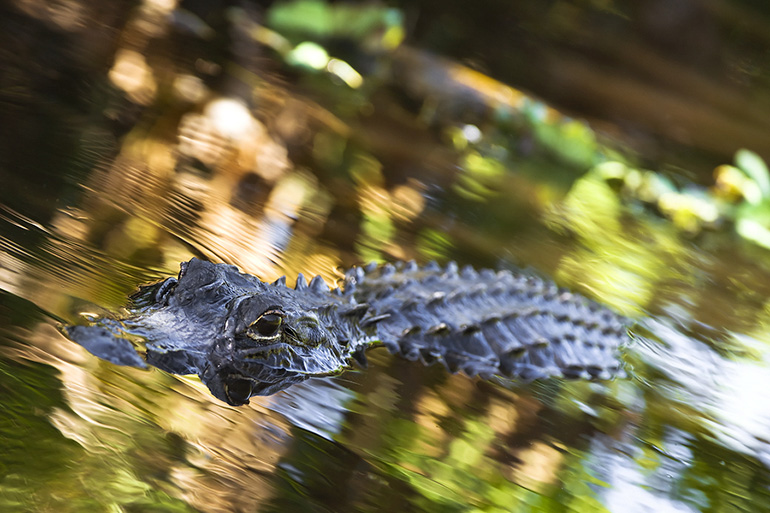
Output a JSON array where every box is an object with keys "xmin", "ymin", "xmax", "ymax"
[{"xmin": 233, "ymin": 334, "xmax": 328, "ymax": 354}]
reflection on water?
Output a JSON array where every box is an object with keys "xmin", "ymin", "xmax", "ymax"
[{"xmin": 3, "ymin": 0, "xmax": 770, "ymax": 511}]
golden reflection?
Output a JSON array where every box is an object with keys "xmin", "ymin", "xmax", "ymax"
[
  {"xmin": 265, "ymin": 171, "xmax": 318, "ymax": 219},
  {"xmin": 205, "ymin": 98, "xmax": 257, "ymax": 140},
  {"xmin": 178, "ymin": 109, "xmax": 248, "ymax": 169},
  {"xmin": 413, "ymin": 390, "xmax": 450, "ymax": 448},
  {"xmin": 13, "ymin": 322, "xmax": 292, "ymax": 513},
  {"xmin": 109, "ymin": 50, "xmax": 157, "ymax": 105},
  {"xmin": 145, "ymin": 0, "xmax": 176, "ymax": 13},
  {"xmin": 486, "ymin": 396, "xmax": 520, "ymax": 435},
  {"xmin": 394, "ymin": 46, "xmax": 527, "ymax": 113},
  {"xmin": 48, "ymin": 39, "xmax": 334, "ymax": 283},
  {"xmin": 390, "ymin": 181, "xmax": 426, "ymax": 222},
  {"xmin": 0, "ymin": 240, "xmax": 27, "ymax": 299},
  {"xmin": 349, "ymin": 154, "xmax": 427, "ymax": 260},
  {"xmin": 105, "ymin": 217, "xmax": 161, "ymax": 256},
  {"xmin": 508, "ymin": 441, "xmax": 563, "ymax": 492},
  {"xmin": 298, "ymin": 253, "xmax": 340, "ymax": 285},
  {"xmin": 47, "ymin": 0, "xmax": 86, "ymax": 31},
  {"xmin": 327, "ymin": 58, "xmax": 363, "ymax": 88},
  {"xmin": 15, "ymin": 0, "xmax": 86, "ymax": 31},
  {"xmin": 173, "ymin": 74, "xmax": 208, "ymax": 104}
]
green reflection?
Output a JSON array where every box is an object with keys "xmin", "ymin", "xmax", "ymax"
[
  {"xmin": 546, "ymin": 165, "xmax": 690, "ymax": 314},
  {"xmin": 267, "ymin": 0, "xmax": 404, "ymax": 49},
  {"xmin": 453, "ymin": 151, "xmax": 506, "ymax": 202},
  {"xmin": 0, "ymin": 355, "xmax": 196, "ymax": 513},
  {"xmin": 5, "ymin": 0, "xmax": 770, "ymax": 510}
]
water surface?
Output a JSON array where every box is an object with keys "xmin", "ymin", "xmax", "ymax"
[{"xmin": 3, "ymin": 1, "xmax": 770, "ymax": 512}]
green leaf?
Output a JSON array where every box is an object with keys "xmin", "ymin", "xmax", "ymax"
[{"xmin": 735, "ymin": 149, "xmax": 770, "ymax": 200}]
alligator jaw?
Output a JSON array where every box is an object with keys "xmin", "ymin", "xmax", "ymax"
[{"xmin": 200, "ymin": 362, "xmax": 302, "ymax": 406}]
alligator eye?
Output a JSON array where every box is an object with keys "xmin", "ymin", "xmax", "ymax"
[{"xmin": 251, "ymin": 311, "xmax": 283, "ymax": 337}]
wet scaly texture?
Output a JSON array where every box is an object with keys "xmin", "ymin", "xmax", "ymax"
[{"xmin": 64, "ymin": 258, "xmax": 630, "ymax": 405}]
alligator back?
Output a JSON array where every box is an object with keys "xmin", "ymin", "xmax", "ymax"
[{"xmin": 344, "ymin": 261, "xmax": 629, "ymax": 381}]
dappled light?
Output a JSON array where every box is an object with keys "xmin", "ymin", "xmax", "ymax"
[{"xmin": 3, "ymin": 0, "xmax": 770, "ymax": 511}]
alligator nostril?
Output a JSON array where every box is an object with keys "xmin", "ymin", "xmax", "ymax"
[{"xmin": 154, "ymin": 277, "xmax": 178, "ymax": 304}]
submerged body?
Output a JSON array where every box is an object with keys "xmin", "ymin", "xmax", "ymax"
[{"xmin": 64, "ymin": 258, "xmax": 630, "ymax": 405}]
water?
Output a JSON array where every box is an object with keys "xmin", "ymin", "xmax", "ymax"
[{"xmin": 3, "ymin": 1, "xmax": 770, "ymax": 512}]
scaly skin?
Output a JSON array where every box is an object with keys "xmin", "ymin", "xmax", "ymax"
[{"xmin": 64, "ymin": 258, "xmax": 631, "ymax": 405}]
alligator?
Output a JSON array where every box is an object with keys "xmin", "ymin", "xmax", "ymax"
[{"xmin": 63, "ymin": 258, "xmax": 631, "ymax": 405}]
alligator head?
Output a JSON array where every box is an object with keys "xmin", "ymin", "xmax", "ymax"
[{"xmin": 66, "ymin": 258, "xmax": 354, "ymax": 405}]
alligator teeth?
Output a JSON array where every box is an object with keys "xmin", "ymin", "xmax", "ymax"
[
  {"xmin": 382, "ymin": 263, "xmax": 396, "ymax": 276},
  {"xmin": 309, "ymin": 275, "xmax": 329, "ymax": 292},
  {"xmin": 404, "ymin": 260, "xmax": 418, "ymax": 272},
  {"xmin": 295, "ymin": 273, "xmax": 308, "ymax": 290},
  {"xmin": 272, "ymin": 276, "xmax": 286, "ymax": 287},
  {"xmin": 445, "ymin": 261, "xmax": 458, "ymax": 276},
  {"xmin": 364, "ymin": 262, "xmax": 378, "ymax": 273}
]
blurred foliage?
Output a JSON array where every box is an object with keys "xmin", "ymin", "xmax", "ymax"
[
  {"xmin": 4, "ymin": 0, "xmax": 770, "ymax": 512},
  {"xmin": 266, "ymin": 0, "xmax": 404, "ymax": 50},
  {"xmin": 593, "ymin": 149, "xmax": 770, "ymax": 245},
  {"xmin": 259, "ymin": 0, "xmax": 770, "ymax": 258}
]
